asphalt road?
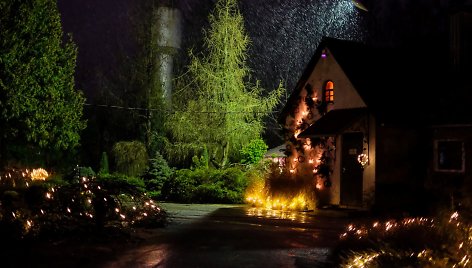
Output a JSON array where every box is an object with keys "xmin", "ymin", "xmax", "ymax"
[
  {"xmin": 102, "ymin": 203, "xmax": 363, "ymax": 268},
  {"xmin": 1, "ymin": 203, "xmax": 367, "ymax": 268}
]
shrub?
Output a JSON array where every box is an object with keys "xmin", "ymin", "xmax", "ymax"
[
  {"xmin": 161, "ymin": 166, "xmax": 248, "ymax": 204},
  {"xmin": 191, "ymin": 146, "xmax": 209, "ymax": 169},
  {"xmin": 62, "ymin": 166, "xmax": 96, "ymax": 184},
  {"xmin": 0, "ymin": 169, "xmax": 166, "ymax": 242},
  {"xmin": 96, "ymin": 173, "xmax": 146, "ymax": 195},
  {"xmin": 331, "ymin": 209, "xmax": 472, "ymax": 268},
  {"xmin": 143, "ymin": 152, "xmax": 173, "ymax": 199},
  {"xmin": 214, "ymin": 167, "xmax": 247, "ymax": 192},
  {"xmin": 240, "ymin": 138, "xmax": 268, "ymax": 164},
  {"xmin": 98, "ymin": 152, "xmax": 109, "ymax": 175},
  {"xmin": 112, "ymin": 141, "xmax": 148, "ymax": 177},
  {"xmin": 161, "ymin": 169, "xmax": 197, "ymax": 203}
]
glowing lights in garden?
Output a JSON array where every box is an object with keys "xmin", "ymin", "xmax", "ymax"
[
  {"xmin": 245, "ymin": 175, "xmax": 312, "ymax": 211},
  {"xmin": 245, "ymin": 194, "xmax": 310, "ymax": 211},
  {"xmin": 30, "ymin": 168, "xmax": 49, "ymax": 180},
  {"xmin": 340, "ymin": 212, "xmax": 472, "ymax": 268},
  {"xmin": 0, "ymin": 168, "xmax": 165, "ymax": 238},
  {"xmin": 340, "ymin": 217, "xmax": 434, "ymax": 239}
]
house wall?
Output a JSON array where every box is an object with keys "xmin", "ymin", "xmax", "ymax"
[
  {"xmin": 296, "ymin": 48, "xmax": 373, "ymax": 208},
  {"xmin": 427, "ymin": 125, "xmax": 472, "ymax": 206},
  {"xmin": 305, "ymin": 48, "xmax": 366, "ymax": 110},
  {"xmin": 374, "ymin": 124, "xmax": 427, "ymax": 211},
  {"xmin": 281, "ymin": 47, "xmax": 376, "ymax": 209},
  {"xmin": 363, "ymin": 114, "xmax": 376, "ymax": 207}
]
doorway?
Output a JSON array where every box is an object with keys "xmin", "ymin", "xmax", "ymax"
[{"xmin": 340, "ymin": 132, "xmax": 364, "ymax": 207}]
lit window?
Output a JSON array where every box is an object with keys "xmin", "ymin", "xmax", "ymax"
[
  {"xmin": 435, "ymin": 140, "xmax": 465, "ymax": 172},
  {"xmin": 324, "ymin": 81, "xmax": 334, "ymax": 103}
]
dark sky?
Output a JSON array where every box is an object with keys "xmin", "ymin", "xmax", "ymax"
[
  {"xmin": 57, "ymin": 0, "xmax": 466, "ymax": 97},
  {"xmin": 57, "ymin": 0, "xmax": 471, "ymax": 147}
]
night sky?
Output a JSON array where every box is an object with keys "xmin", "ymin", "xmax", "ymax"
[
  {"xmin": 57, "ymin": 0, "xmax": 471, "ymax": 146},
  {"xmin": 57, "ymin": 0, "xmax": 466, "ymax": 95}
]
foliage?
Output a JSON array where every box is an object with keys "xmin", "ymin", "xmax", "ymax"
[
  {"xmin": 112, "ymin": 141, "xmax": 148, "ymax": 177},
  {"xmin": 0, "ymin": 168, "xmax": 166, "ymax": 242},
  {"xmin": 142, "ymin": 151, "xmax": 173, "ymax": 199},
  {"xmin": 161, "ymin": 166, "xmax": 247, "ymax": 204},
  {"xmin": 161, "ymin": 169, "xmax": 197, "ymax": 203},
  {"xmin": 96, "ymin": 173, "xmax": 146, "ymax": 194},
  {"xmin": 165, "ymin": 0, "xmax": 284, "ymax": 167},
  {"xmin": 0, "ymin": 0, "xmax": 86, "ymax": 166},
  {"xmin": 240, "ymin": 138, "xmax": 268, "ymax": 164},
  {"xmin": 98, "ymin": 152, "xmax": 110, "ymax": 175},
  {"xmin": 331, "ymin": 209, "xmax": 472, "ymax": 268},
  {"xmin": 191, "ymin": 146, "xmax": 210, "ymax": 170}
]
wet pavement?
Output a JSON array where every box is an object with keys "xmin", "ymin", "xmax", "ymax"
[
  {"xmin": 1, "ymin": 203, "xmax": 369, "ymax": 268},
  {"xmin": 102, "ymin": 203, "xmax": 366, "ymax": 268}
]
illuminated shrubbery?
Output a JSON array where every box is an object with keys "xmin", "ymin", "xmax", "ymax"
[
  {"xmin": 331, "ymin": 211, "xmax": 472, "ymax": 267},
  {"xmin": 244, "ymin": 159, "xmax": 316, "ymax": 211},
  {"xmin": 0, "ymin": 167, "xmax": 166, "ymax": 242}
]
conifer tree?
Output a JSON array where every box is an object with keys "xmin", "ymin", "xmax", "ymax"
[
  {"xmin": 166, "ymin": 0, "xmax": 284, "ymax": 167},
  {"xmin": 0, "ymin": 0, "xmax": 86, "ymax": 166}
]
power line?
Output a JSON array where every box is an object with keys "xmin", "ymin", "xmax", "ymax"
[{"xmin": 84, "ymin": 103, "xmax": 281, "ymax": 114}]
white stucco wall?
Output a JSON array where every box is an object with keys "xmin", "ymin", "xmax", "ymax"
[{"xmin": 305, "ymin": 48, "xmax": 366, "ymax": 110}]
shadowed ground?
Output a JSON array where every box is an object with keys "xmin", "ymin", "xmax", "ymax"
[{"xmin": 0, "ymin": 203, "xmax": 369, "ymax": 268}]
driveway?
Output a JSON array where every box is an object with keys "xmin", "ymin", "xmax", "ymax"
[
  {"xmin": 102, "ymin": 203, "xmax": 365, "ymax": 268},
  {"xmin": 0, "ymin": 203, "xmax": 367, "ymax": 268}
]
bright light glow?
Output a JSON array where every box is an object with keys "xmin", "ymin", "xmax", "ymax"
[
  {"xmin": 30, "ymin": 168, "xmax": 49, "ymax": 180},
  {"xmin": 357, "ymin": 153, "xmax": 368, "ymax": 166},
  {"xmin": 245, "ymin": 179, "xmax": 313, "ymax": 211}
]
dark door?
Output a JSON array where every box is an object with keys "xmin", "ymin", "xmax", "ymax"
[{"xmin": 341, "ymin": 132, "xmax": 364, "ymax": 207}]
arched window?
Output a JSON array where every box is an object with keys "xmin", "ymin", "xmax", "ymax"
[{"xmin": 324, "ymin": 81, "xmax": 334, "ymax": 103}]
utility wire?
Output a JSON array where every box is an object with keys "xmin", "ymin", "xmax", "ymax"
[{"xmin": 84, "ymin": 103, "xmax": 281, "ymax": 114}]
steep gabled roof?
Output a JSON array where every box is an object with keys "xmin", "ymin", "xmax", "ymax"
[
  {"xmin": 279, "ymin": 37, "xmax": 445, "ymax": 126},
  {"xmin": 298, "ymin": 108, "xmax": 368, "ymax": 138}
]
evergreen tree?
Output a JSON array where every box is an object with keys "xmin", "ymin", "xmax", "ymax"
[
  {"xmin": 166, "ymin": 0, "xmax": 284, "ymax": 167},
  {"xmin": 0, "ymin": 0, "xmax": 86, "ymax": 167},
  {"xmin": 98, "ymin": 152, "xmax": 109, "ymax": 175}
]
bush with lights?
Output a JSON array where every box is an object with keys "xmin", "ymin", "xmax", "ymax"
[
  {"xmin": 329, "ymin": 209, "xmax": 472, "ymax": 267},
  {"xmin": 0, "ymin": 166, "xmax": 167, "ymax": 242}
]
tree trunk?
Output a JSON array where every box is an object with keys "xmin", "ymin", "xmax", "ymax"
[{"xmin": 221, "ymin": 141, "xmax": 229, "ymax": 168}]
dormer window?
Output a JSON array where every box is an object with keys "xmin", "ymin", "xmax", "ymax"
[{"xmin": 324, "ymin": 81, "xmax": 334, "ymax": 103}]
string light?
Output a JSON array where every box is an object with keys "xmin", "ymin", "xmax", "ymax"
[{"xmin": 357, "ymin": 153, "xmax": 368, "ymax": 167}]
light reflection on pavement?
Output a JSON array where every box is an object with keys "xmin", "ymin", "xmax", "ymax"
[
  {"xmin": 246, "ymin": 207, "xmax": 309, "ymax": 223},
  {"xmin": 103, "ymin": 203, "xmax": 361, "ymax": 268}
]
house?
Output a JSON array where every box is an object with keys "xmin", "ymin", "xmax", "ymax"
[{"xmin": 277, "ymin": 36, "xmax": 453, "ymax": 212}]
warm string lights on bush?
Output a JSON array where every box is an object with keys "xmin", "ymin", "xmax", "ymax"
[
  {"xmin": 339, "ymin": 212, "xmax": 472, "ymax": 268},
  {"xmin": 0, "ymin": 167, "xmax": 165, "ymax": 238},
  {"xmin": 245, "ymin": 192, "xmax": 309, "ymax": 211},
  {"xmin": 340, "ymin": 217, "xmax": 434, "ymax": 240}
]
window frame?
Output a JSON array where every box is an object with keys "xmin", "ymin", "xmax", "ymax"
[
  {"xmin": 434, "ymin": 139, "xmax": 465, "ymax": 173},
  {"xmin": 323, "ymin": 80, "xmax": 334, "ymax": 104}
]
